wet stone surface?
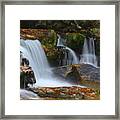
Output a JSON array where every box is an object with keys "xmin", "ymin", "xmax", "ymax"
[
  {"xmin": 53, "ymin": 64, "xmax": 100, "ymax": 81},
  {"xmin": 29, "ymin": 86, "xmax": 100, "ymax": 100},
  {"xmin": 52, "ymin": 64, "xmax": 100, "ymax": 89}
]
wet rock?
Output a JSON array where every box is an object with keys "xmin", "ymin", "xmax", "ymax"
[
  {"xmin": 74, "ymin": 93, "xmax": 84, "ymax": 99},
  {"xmin": 46, "ymin": 89, "xmax": 55, "ymax": 97},
  {"xmin": 53, "ymin": 64, "xmax": 100, "ymax": 81},
  {"xmin": 59, "ymin": 93, "xmax": 67, "ymax": 98},
  {"xmin": 80, "ymin": 79, "xmax": 100, "ymax": 89},
  {"xmin": 31, "ymin": 86, "xmax": 99, "ymax": 100},
  {"xmin": 64, "ymin": 65, "xmax": 81, "ymax": 84},
  {"xmin": 79, "ymin": 64, "xmax": 100, "ymax": 81},
  {"xmin": 53, "ymin": 64, "xmax": 100, "ymax": 89},
  {"xmin": 20, "ymin": 89, "xmax": 40, "ymax": 100},
  {"xmin": 20, "ymin": 58, "xmax": 36, "ymax": 89}
]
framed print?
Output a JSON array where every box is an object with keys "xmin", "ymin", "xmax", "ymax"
[{"xmin": 0, "ymin": 0, "xmax": 119, "ymax": 119}]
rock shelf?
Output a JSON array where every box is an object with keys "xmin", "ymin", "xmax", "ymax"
[{"xmin": 29, "ymin": 86, "xmax": 100, "ymax": 100}]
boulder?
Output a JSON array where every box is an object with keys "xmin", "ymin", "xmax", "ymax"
[
  {"xmin": 20, "ymin": 58, "xmax": 36, "ymax": 89},
  {"xmin": 64, "ymin": 65, "xmax": 81, "ymax": 85}
]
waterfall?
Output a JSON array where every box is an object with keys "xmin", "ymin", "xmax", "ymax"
[
  {"xmin": 20, "ymin": 40, "xmax": 52, "ymax": 79},
  {"xmin": 56, "ymin": 34, "xmax": 64, "ymax": 47},
  {"xmin": 65, "ymin": 47, "xmax": 79, "ymax": 64},
  {"xmin": 20, "ymin": 39, "xmax": 72, "ymax": 87},
  {"xmin": 57, "ymin": 34, "xmax": 79, "ymax": 65},
  {"xmin": 80, "ymin": 38, "xmax": 98, "ymax": 67}
]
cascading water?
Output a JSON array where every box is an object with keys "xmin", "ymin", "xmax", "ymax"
[
  {"xmin": 57, "ymin": 34, "xmax": 79, "ymax": 65},
  {"xmin": 56, "ymin": 34, "xmax": 64, "ymax": 47},
  {"xmin": 65, "ymin": 47, "xmax": 79, "ymax": 64},
  {"xmin": 20, "ymin": 39, "xmax": 72, "ymax": 87},
  {"xmin": 20, "ymin": 40, "xmax": 51, "ymax": 79},
  {"xmin": 80, "ymin": 38, "xmax": 98, "ymax": 67}
]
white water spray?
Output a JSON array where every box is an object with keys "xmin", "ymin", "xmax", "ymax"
[
  {"xmin": 65, "ymin": 46, "xmax": 79, "ymax": 64},
  {"xmin": 57, "ymin": 34, "xmax": 79, "ymax": 65},
  {"xmin": 20, "ymin": 39, "xmax": 72, "ymax": 87},
  {"xmin": 80, "ymin": 38, "xmax": 98, "ymax": 67}
]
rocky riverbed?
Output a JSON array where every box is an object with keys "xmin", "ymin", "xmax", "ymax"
[
  {"xmin": 27, "ymin": 86, "xmax": 100, "ymax": 100},
  {"xmin": 20, "ymin": 63, "xmax": 100, "ymax": 100},
  {"xmin": 53, "ymin": 64, "xmax": 100, "ymax": 80},
  {"xmin": 53, "ymin": 64, "xmax": 100, "ymax": 89}
]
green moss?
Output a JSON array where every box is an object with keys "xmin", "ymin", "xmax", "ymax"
[{"xmin": 66, "ymin": 33, "xmax": 85, "ymax": 54}]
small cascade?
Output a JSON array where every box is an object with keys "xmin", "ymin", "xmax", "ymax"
[
  {"xmin": 80, "ymin": 38, "xmax": 98, "ymax": 67},
  {"xmin": 56, "ymin": 34, "xmax": 64, "ymax": 47},
  {"xmin": 57, "ymin": 34, "xmax": 79, "ymax": 65},
  {"xmin": 20, "ymin": 39, "xmax": 72, "ymax": 87},
  {"xmin": 20, "ymin": 39, "xmax": 52, "ymax": 80},
  {"xmin": 65, "ymin": 47, "xmax": 79, "ymax": 64}
]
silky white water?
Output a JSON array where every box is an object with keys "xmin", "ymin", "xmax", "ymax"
[
  {"xmin": 65, "ymin": 46, "xmax": 79, "ymax": 64},
  {"xmin": 57, "ymin": 34, "xmax": 79, "ymax": 65},
  {"xmin": 20, "ymin": 40, "xmax": 51, "ymax": 79},
  {"xmin": 56, "ymin": 34, "xmax": 64, "ymax": 47},
  {"xmin": 80, "ymin": 38, "xmax": 98, "ymax": 67},
  {"xmin": 20, "ymin": 89, "xmax": 40, "ymax": 99},
  {"xmin": 20, "ymin": 39, "xmax": 72, "ymax": 87}
]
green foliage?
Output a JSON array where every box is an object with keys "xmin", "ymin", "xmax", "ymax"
[
  {"xmin": 21, "ymin": 20, "xmax": 100, "ymax": 36},
  {"xmin": 95, "ymin": 89, "xmax": 100, "ymax": 97},
  {"xmin": 20, "ymin": 20, "xmax": 100, "ymax": 66},
  {"xmin": 40, "ymin": 31, "xmax": 100, "ymax": 66},
  {"xmin": 39, "ymin": 30, "xmax": 59, "ymax": 66},
  {"xmin": 40, "ymin": 30, "xmax": 57, "ymax": 46},
  {"xmin": 66, "ymin": 33, "xmax": 85, "ymax": 54},
  {"xmin": 90, "ymin": 28, "xmax": 100, "ymax": 39}
]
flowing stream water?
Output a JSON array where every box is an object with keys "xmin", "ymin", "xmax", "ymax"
[
  {"xmin": 20, "ymin": 38, "xmax": 93, "ymax": 99},
  {"xmin": 20, "ymin": 39, "xmax": 72, "ymax": 87},
  {"xmin": 80, "ymin": 38, "xmax": 98, "ymax": 67},
  {"xmin": 57, "ymin": 34, "xmax": 79, "ymax": 65}
]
